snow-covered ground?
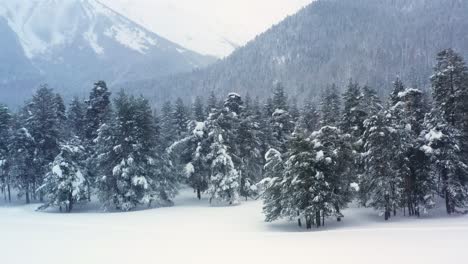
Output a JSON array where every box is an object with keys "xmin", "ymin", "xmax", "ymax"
[{"xmin": 0, "ymin": 188, "xmax": 467, "ymax": 264}]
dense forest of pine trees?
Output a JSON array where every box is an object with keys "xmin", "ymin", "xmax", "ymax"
[{"xmin": 1, "ymin": 49, "xmax": 468, "ymax": 228}]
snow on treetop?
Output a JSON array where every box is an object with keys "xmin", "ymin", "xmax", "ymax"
[
  {"xmin": 425, "ymin": 128, "xmax": 444, "ymax": 142},
  {"xmin": 228, "ymin": 93, "xmax": 241, "ymax": 98},
  {"xmin": 273, "ymin": 109, "xmax": 287, "ymax": 116},
  {"xmin": 398, "ymin": 88, "xmax": 422, "ymax": 98}
]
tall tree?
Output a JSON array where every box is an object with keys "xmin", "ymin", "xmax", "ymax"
[
  {"xmin": 320, "ymin": 84, "xmax": 341, "ymax": 127},
  {"xmin": 0, "ymin": 105, "xmax": 11, "ymax": 201},
  {"xmin": 84, "ymin": 81, "xmax": 111, "ymax": 142}
]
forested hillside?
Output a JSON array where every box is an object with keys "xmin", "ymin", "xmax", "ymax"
[{"xmin": 129, "ymin": 0, "xmax": 468, "ymax": 104}]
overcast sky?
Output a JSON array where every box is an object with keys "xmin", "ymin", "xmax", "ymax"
[{"xmin": 100, "ymin": 0, "xmax": 313, "ymax": 57}]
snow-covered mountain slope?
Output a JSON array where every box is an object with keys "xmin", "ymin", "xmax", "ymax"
[
  {"xmin": 100, "ymin": 0, "xmax": 313, "ymax": 58},
  {"xmin": 0, "ymin": 0, "xmax": 215, "ymax": 105}
]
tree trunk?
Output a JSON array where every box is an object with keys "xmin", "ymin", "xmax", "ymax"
[
  {"xmin": 315, "ymin": 212, "xmax": 321, "ymax": 228},
  {"xmin": 445, "ymin": 191, "xmax": 452, "ymax": 215},
  {"xmin": 7, "ymin": 183, "xmax": 11, "ymax": 203},
  {"xmin": 197, "ymin": 189, "xmax": 201, "ymax": 200},
  {"xmin": 298, "ymin": 218, "xmax": 302, "ymax": 228},
  {"xmin": 25, "ymin": 186, "xmax": 30, "ymax": 204}
]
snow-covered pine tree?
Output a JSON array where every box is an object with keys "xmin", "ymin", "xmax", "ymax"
[
  {"xmin": 84, "ymin": 81, "xmax": 111, "ymax": 142},
  {"xmin": 8, "ymin": 128, "xmax": 35, "ymax": 203},
  {"xmin": 26, "ymin": 86, "xmax": 63, "ymax": 200},
  {"xmin": 206, "ymin": 91, "xmax": 219, "ymax": 116},
  {"xmin": 238, "ymin": 106, "xmax": 263, "ymax": 199},
  {"xmin": 320, "ymin": 84, "xmax": 341, "ymax": 127},
  {"xmin": 0, "ymin": 105, "xmax": 12, "ymax": 201},
  {"xmin": 173, "ymin": 98, "xmax": 190, "ymax": 140},
  {"xmin": 390, "ymin": 77, "xmax": 405, "ymax": 107},
  {"xmin": 261, "ymin": 148, "xmax": 286, "ymax": 223},
  {"xmin": 298, "ymin": 96, "xmax": 320, "ymax": 134},
  {"xmin": 159, "ymin": 101, "xmax": 177, "ymax": 150},
  {"xmin": 269, "ymin": 85, "xmax": 294, "ymax": 153},
  {"xmin": 54, "ymin": 93, "xmax": 67, "ymax": 138},
  {"xmin": 310, "ymin": 126, "xmax": 355, "ymax": 222},
  {"xmin": 431, "ymin": 49, "xmax": 468, "ymax": 174},
  {"xmin": 193, "ymin": 96, "xmax": 205, "ymax": 122},
  {"xmin": 67, "ymin": 97, "xmax": 86, "ymax": 140},
  {"xmin": 361, "ymin": 111, "xmax": 403, "ymax": 220},
  {"xmin": 204, "ymin": 93, "xmax": 243, "ymax": 205},
  {"xmin": 392, "ymin": 88, "xmax": 434, "ymax": 216},
  {"xmin": 431, "ymin": 49, "xmax": 468, "ymax": 128},
  {"xmin": 272, "ymin": 82, "xmax": 289, "ymax": 111},
  {"xmin": 341, "ymin": 80, "xmax": 366, "ymax": 140},
  {"xmin": 421, "ymin": 111, "xmax": 468, "ymax": 215},
  {"xmin": 38, "ymin": 140, "xmax": 88, "ymax": 212},
  {"xmin": 362, "ymin": 85, "xmax": 383, "ymax": 118}
]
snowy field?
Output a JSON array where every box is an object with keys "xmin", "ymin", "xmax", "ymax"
[{"xmin": 1, "ymin": 188, "xmax": 467, "ymax": 264}]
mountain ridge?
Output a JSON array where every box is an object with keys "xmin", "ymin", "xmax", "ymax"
[{"xmin": 0, "ymin": 0, "xmax": 216, "ymax": 106}]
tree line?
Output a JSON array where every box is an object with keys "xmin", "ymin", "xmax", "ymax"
[{"xmin": 0, "ymin": 49, "xmax": 467, "ymax": 229}]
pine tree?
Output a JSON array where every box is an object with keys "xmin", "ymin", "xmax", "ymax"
[
  {"xmin": 9, "ymin": 128, "xmax": 35, "ymax": 203},
  {"xmin": 0, "ymin": 105, "xmax": 12, "ymax": 201},
  {"xmin": 362, "ymin": 85, "xmax": 382, "ymax": 118},
  {"xmin": 173, "ymin": 98, "xmax": 189, "ymax": 139},
  {"xmin": 341, "ymin": 80, "xmax": 366, "ymax": 140},
  {"xmin": 206, "ymin": 91, "xmax": 219, "ymax": 115},
  {"xmin": 431, "ymin": 49, "xmax": 468, "ymax": 127},
  {"xmin": 160, "ymin": 101, "xmax": 176, "ymax": 150},
  {"xmin": 38, "ymin": 140, "xmax": 88, "ymax": 212},
  {"xmin": 26, "ymin": 86, "xmax": 63, "ymax": 200},
  {"xmin": 320, "ymin": 84, "xmax": 341, "ymax": 127},
  {"xmin": 272, "ymin": 82, "xmax": 289, "ymax": 111},
  {"xmin": 392, "ymin": 88, "xmax": 433, "ymax": 216},
  {"xmin": 390, "ymin": 77, "xmax": 405, "ymax": 106},
  {"xmin": 67, "ymin": 97, "xmax": 86, "ymax": 140},
  {"xmin": 238, "ymin": 108, "xmax": 263, "ymax": 199},
  {"xmin": 262, "ymin": 149, "xmax": 285, "ymax": 223},
  {"xmin": 298, "ymin": 97, "xmax": 320, "ymax": 134},
  {"xmin": 193, "ymin": 96, "xmax": 205, "ymax": 122},
  {"xmin": 95, "ymin": 93, "xmax": 177, "ymax": 211},
  {"xmin": 421, "ymin": 112, "xmax": 468, "ymax": 214},
  {"xmin": 310, "ymin": 126, "xmax": 355, "ymax": 222},
  {"xmin": 361, "ymin": 111, "xmax": 403, "ymax": 220},
  {"xmin": 84, "ymin": 81, "xmax": 111, "ymax": 142}
]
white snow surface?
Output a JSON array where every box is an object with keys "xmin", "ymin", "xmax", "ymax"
[{"xmin": 1, "ymin": 188, "xmax": 467, "ymax": 264}]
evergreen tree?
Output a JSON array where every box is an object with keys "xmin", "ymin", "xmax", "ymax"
[
  {"xmin": 361, "ymin": 111, "xmax": 403, "ymax": 220},
  {"xmin": 173, "ymin": 98, "xmax": 189, "ymax": 139},
  {"xmin": 206, "ymin": 91, "xmax": 219, "ymax": 115},
  {"xmin": 320, "ymin": 84, "xmax": 341, "ymax": 127},
  {"xmin": 159, "ymin": 101, "xmax": 176, "ymax": 150},
  {"xmin": 262, "ymin": 149, "xmax": 285, "ymax": 223},
  {"xmin": 26, "ymin": 86, "xmax": 63, "ymax": 200},
  {"xmin": 298, "ymin": 97, "xmax": 320, "ymax": 134},
  {"xmin": 193, "ymin": 96, "xmax": 205, "ymax": 122},
  {"xmin": 272, "ymin": 82, "xmax": 289, "ymax": 111},
  {"xmin": 421, "ymin": 112, "xmax": 468, "ymax": 214},
  {"xmin": 341, "ymin": 80, "xmax": 366, "ymax": 140},
  {"xmin": 0, "ymin": 105, "xmax": 12, "ymax": 201},
  {"xmin": 95, "ymin": 93, "xmax": 177, "ymax": 211},
  {"xmin": 431, "ymin": 49, "xmax": 468, "ymax": 127},
  {"xmin": 38, "ymin": 140, "xmax": 88, "ymax": 212},
  {"xmin": 84, "ymin": 81, "xmax": 111, "ymax": 142},
  {"xmin": 67, "ymin": 97, "xmax": 86, "ymax": 140},
  {"xmin": 362, "ymin": 85, "xmax": 382, "ymax": 118},
  {"xmin": 390, "ymin": 77, "xmax": 405, "ymax": 106},
  {"xmin": 9, "ymin": 128, "xmax": 35, "ymax": 203}
]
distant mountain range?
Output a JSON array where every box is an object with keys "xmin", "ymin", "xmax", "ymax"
[
  {"xmin": 0, "ymin": 0, "xmax": 215, "ymax": 106},
  {"xmin": 129, "ymin": 0, "xmax": 468, "ymax": 105}
]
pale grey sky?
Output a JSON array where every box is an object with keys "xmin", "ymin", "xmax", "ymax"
[{"xmin": 101, "ymin": 0, "xmax": 313, "ymax": 57}]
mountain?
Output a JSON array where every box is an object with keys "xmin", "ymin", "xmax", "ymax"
[
  {"xmin": 0, "ymin": 0, "xmax": 215, "ymax": 106},
  {"xmin": 130, "ymin": 0, "xmax": 468, "ymax": 105}
]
